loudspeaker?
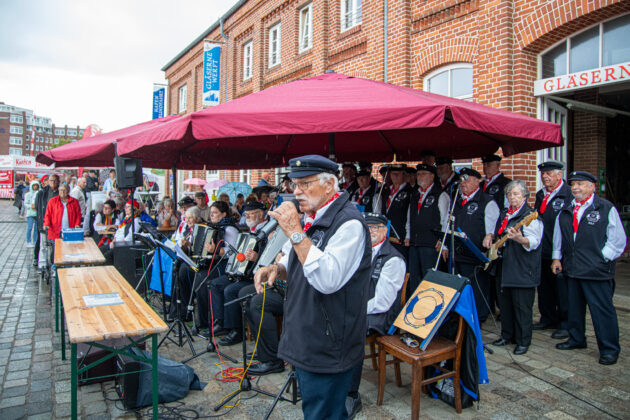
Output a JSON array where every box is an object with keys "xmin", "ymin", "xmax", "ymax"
[
  {"xmin": 115, "ymin": 353, "xmax": 141, "ymax": 409},
  {"xmin": 114, "ymin": 157, "xmax": 143, "ymax": 189},
  {"xmin": 77, "ymin": 338, "xmax": 145, "ymax": 385}
]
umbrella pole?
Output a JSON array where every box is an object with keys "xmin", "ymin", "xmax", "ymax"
[
  {"xmin": 328, "ymin": 133, "xmax": 336, "ymax": 161},
  {"xmin": 171, "ymin": 164, "xmax": 177, "ymax": 201}
]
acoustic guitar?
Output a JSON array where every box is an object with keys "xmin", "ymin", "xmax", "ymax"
[{"xmin": 485, "ymin": 211, "xmax": 538, "ymax": 270}]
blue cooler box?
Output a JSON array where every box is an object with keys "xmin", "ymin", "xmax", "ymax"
[{"xmin": 62, "ymin": 228, "xmax": 84, "ymax": 242}]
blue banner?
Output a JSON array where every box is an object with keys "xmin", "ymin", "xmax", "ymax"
[
  {"xmin": 152, "ymin": 84, "xmax": 166, "ymax": 119},
  {"xmin": 203, "ymin": 41, "xmax": 221, "ymax": 106}
]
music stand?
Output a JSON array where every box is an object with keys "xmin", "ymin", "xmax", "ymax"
[{"xmin": 134, "ymin": 232, "xmax": 170, "ymax": 319}]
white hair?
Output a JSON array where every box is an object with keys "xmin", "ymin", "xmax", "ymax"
[
  {"xmin": 186, "ymin": 206, "xmax": 201, "ymax": 220},
  {"xmin": 505, "ymin": 179, "xmax": 530, "ymax": 200},
  {"xmin": 318, "ymin": 172, "xmax": 339, "ymax": 192}
]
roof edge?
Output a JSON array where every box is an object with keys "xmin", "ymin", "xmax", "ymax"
[{"xmin": 161, "ymin": 0, "xmax": 249, "ymax": 72}]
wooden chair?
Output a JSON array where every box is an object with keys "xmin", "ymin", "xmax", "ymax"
[
  {"xmin": 376, "ymin": 313, "xmax": 466, "ymax": 420},
  {"xmin": 364, "ymin": 273, "xmax": 410, "ymax": 370}
]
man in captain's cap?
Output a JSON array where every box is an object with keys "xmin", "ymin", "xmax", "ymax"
[
  {"xmin": 405, "ymin": 166, "xmax": 418, "ymax": 190},
  {"xmin": 551, "ymin": 170, "xmax": 626, "ymax": 365},
  {"xmin": 439, "ymin": 167, "xmax": 500, "ymax": 322},
  {"xmin": 481, "ymin": 154, "xmax": 511, "ymax": 211},
  {"xmin": 351, "ymin": 169, "xmax": 379, "ymax": 213},
  {"xmin": 341, "ymin": 162, "xmax": 359, "ymax": 196},
  {"xmin": 435, "ymin": 157, "xmax": 459, "ymax": 194},
  {"xmin": 254, "ymin": 154, "xmax": 371, "ymax": 419},
  {"xmin": 375, "ymin": 163, "xmax": 413, "ymax": 260},
  {"xmin": 533, "ymin": 160, "xmax": 572, "ymax": 337}
]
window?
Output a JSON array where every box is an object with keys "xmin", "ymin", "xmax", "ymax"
[
  {"xmin": 299, "ymin": 4, "xmax": 313, "ymax": 52},
  {"xmin": 424, "ymin": 64, "xmax": 473, "ymax": 100},
  {"xmin": 9, "ymin": 147, "xmax": 22, "ymax": 156},
  {"xmin": 178, "ymin": 84, "xmax": 187, "ymax": 112},
  {"xmin": 67, "ymin": 128, "xmax": 77, "ymax": 136},
  {"xmin": 10, "ymin": 126, "xmax": 23, "ymax": 135},
  {"xmin": 54, "ymin": 128, "xmax": 65, "ymax": 136},
  {"xmin": 541, "ymin": 13, "xmax": 630, "ymax": 77},
  {"xmin": 341, "ymin": 0, "xmax": 362, "ymax": 31},
  {"xmin": 10, "ymin": 114, "xmax": 23, "ymax": 124},
  {"xmin": 79, "ymin": 129, "xmax": 84, "ymax": 136},
  {"xmin": 25, "ymin": 145, "xmax": 29, "ymax": 151},
  {"xmin": 243, "ymin": 40, "xmax": 253, "ymax": 80},
  {"xmin": 268, "ymin": 23, "xmax": 281, "ymax": 68},
  {"xmin": 9, "ymin": 136, "xmax": 22, "ymax": 145},
  {"xmin": 54, "ymin": 138, "xmax": 59, "ymax": 144}
]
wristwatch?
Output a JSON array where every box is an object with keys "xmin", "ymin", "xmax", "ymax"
[{"xmin": 290, "ymin": 231, "xmax": 306, "ymax": 245}]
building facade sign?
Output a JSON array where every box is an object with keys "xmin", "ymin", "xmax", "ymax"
[
  {"xmin": 534, "ymin": 62, "xmax": 630, "ymax": 96},
  {"xmin": 202, "ymin": 41, "xmax": 221, "ymax": 107},
  {"xmin": 152, "ymin": 84, "xmax": 166, "ymax": 120}
]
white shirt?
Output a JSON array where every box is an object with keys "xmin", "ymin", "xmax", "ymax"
[
  {"xmin": 441, "ymin": 189, "xmax": 499, "ymax": 250},
  {"xmin": 278, "ymin": 196, "xmax": 367, "ymax": 295},
  {"xmin": 538, "ymin": 179, "xmax": 564, "ymax": 204},
  {"xmin": 552, "ymin": 195, "xmax": 627, "ymax": 261},
  {"xmin": 374, "ymin": 182, "xmax": 408, "ymax": 214},
  {"xmin": 93, "ymin": 212, "xmax": 120, "ymax": 232},
  {"xmin": 103, "ymin": 178, "xmax": 114, "ymax": 192},
  {"xmin": 367, "ymin": 240, "xmax": 406, "ymax": 314},
  {"xmin": 114, "ymin": 218, "xmax": 141, "ymax": 242},
  {"xmin": 70, "ymin": 186, "xmax": 86, "ymax": 217},
  {"xmin": 501, "ymin": 205, "xmax": 544, "ymax": 252},
  {"xmin": 404, "ymin": 185, "xmax": 449, "ymax": 240},
  {"xmin": 61, "ymin": 201, "xmax": 70, "ymax": 230}
]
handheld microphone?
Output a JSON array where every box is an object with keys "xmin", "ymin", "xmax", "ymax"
[
  {"xmin": 256, "ymin": 199, "xmax": 300, "ymax": 241},
  {"xmin": 453, "ymin": 174, "xmax": 469, "ymax": 184}
]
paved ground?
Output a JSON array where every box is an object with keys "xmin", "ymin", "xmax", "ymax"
[{"xmin": 1, "ymin": 199, "xmax": 629, "ymax": 419}]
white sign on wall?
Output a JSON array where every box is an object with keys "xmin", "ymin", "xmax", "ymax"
[{"xmin": 534, "ymin": 62, "xmax": 630, "ymax": 96}]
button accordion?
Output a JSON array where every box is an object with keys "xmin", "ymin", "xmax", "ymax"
[
  {"xmin": 191, "ymin": 224, "xmax": 218, "ymax": 260},
  {"xmin": 225, "ymin": 233, "xmax": 258, "ymax": 278}
]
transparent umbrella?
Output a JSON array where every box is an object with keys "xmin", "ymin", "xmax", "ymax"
[{"xmin": 217, "ymin": 182, "xmax": 252, "ymax": 204}]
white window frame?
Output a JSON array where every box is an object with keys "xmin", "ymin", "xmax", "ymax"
[
  {"xmin": 54, "ymin": 128, "xmax": 65, "ymax": 136},
  {"xmin": 178, "ymin": 84, "xmax": 187, "ymax": 112},
  {"xmin": 9, "ymin": 136, "xmax": 22, "ymax": 145},
  {"xmin": 54, "ymin": 138, "xmax": 59, "ymax": 144},
  {"xmin": 67, "ymin": 128, "xmax": 77, "ymax": 136},
  {"xmin": 9, "ymin": 147, "xmax": 22, "ymax": 156},
  {"xmin": 243, "ymin": 40, "xmax": 253, "ymax": 80},
  {"xmin": 341, "ymin": 0, "xmax": 362, "ymax": 32},
  {"xmin": 268, "ymin": 23, "xmax": 282, "ymax": 68},
  {"xmin": 10, "ymin": 126, "xmax": 23, "ymax": 135},
  {"xmin": 423, "ymin": 63, "xmax": 474, "ymax": 100},
  {"xmin": 299, "ymin": 3, "xmax": 313, "ymax": 52},
  {"xmin": 10, "ymin": 114, "xmax": 23, "ymax": 124}
]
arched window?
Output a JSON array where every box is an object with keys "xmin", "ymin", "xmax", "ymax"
[{"xmin": 424, "ymin": 63, "xmax": 473, "ymax": 100}]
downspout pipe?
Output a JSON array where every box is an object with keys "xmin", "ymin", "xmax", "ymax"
[
  {"xmin": 220, "ymin": 19, "xmax": 229, "ymax": 103},
  {"xmin": 384, "ymin": 0, "xmax": 388, "ymax": 83}
]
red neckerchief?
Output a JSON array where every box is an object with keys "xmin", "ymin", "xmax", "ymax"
[
  {"xmin": 386, "ymin": 185, "xmax": 401, "ymax": 210},
  {"xmin": 483, "ymin": 172, "xmax": 501, "ymax": 192},
  {"xmin": 497, "ymin": 203, "xmax": 523, "ymax": 235},
  {"xmin": 573, "ymin": 194, "xmax": 593, "ymax": 233},
  {"xmin": 303, "ymin": 193, "xmax": 340, "ymax": 232},
  {"xmin": 540, "ymin": 180, "xmax": 562, "ymax": 214},
  {"xmin": 356, "ymin": 187, "xmax": 367, "ymax": 203},
  {"xmin": 441, "ymin": 173, "xmax": 453, "ymax": 188},
  {"xmin": 417, "ymin": 184, "xmax": 431, "ymax": 211},
  {"xmin": 372, "ymin": 236, "xmax": 386, "ymax": 248},
  {"xmin": 461, "ymin": 187, "xmax": 480, "ymax": 206}
]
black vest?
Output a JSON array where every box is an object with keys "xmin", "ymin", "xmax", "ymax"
[
  {"xmin": 453, "ymin": 190, "xmax": 493, "ymax": 264},
  {"xmin": 435, "ymin": 173, "xmax": 460, "ymax": 195},
  {"xmin": 350, "ymin": 184, "xmax": 378, "ymax": 213},
  {"xmin": 278, "ymin": 192, "xmax": 372, "ymax": 374},
  {"xmin": 557, "ymin": 195, "xmax": 617, "ymax": 280},
  {"xmin": 366, "ymin": 240, "xmax": 405, "ymax": 335},
  {"xmin": 494, "ymin": 204, "xmax": 541, "ymax": 288},
  {"xmin": 534, "ymin": 181, "xmax": 572, "ymax": 259},
  {"xmin": 483, "ymin": 173, "xmax": 511, "ymax": 211},
  {"xmin": 381, "ymin": 184, "xmax": 413, "ymax": 242},
  {"xmin": 408, "ymin": 185, "xmax": 442, "ymax": 247}
]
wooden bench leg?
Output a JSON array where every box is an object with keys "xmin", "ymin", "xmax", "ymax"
[
  {"xmin": 454, "ymin": 368, "xmax": 462, "ymax": 413},
  {"xmin": 369, "ymin": 341, "xmax": 378, "ymax": 370},
  {"xmin": 410, "ymin": 361, "xmax": 423, "ymax": 420},
  {"xmin": 394, "ymin": 360, "xmax": 402, "ymax": 387},
  {"xmin": 377, "ymin": 343, "xmax": 386, "ymax": 406}
]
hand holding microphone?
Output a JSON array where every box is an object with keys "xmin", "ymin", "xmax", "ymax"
[{"xmin": 263, "ymin": 199, "xmax": 301, "ymax": 239}]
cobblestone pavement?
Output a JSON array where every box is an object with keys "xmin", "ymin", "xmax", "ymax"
[{"xmin": 1, "ymin": 199, "xmax": 629, "ymax": 419}]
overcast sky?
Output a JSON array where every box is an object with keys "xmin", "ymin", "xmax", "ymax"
[{"xmin": 0, "ymin": 0, "xmax": 235, "ymax": 132}]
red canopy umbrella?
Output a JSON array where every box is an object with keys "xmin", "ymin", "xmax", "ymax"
[
  {"xmin": 116, "ymin": 73, "xmax": 562, "ymax": 170},
  {"xmin": 36, "ymin": 115, "xmax": 180, "ymax": 168}
]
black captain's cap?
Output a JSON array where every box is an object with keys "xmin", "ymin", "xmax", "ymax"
[
  {"xmin": 380, "ymin": 163, "xmax": 408, "ymax": 173},
  {"xmin": 178, "ymin": 196, "xmax": 195, "ymax": 207},
  {"xmin": 405, "ymin": 166, "xmax": 417, "ymax": 174},
  {"xmin": 481, "ymin": 154, "xmax": 502, "ymax": 163},
  {"xmin": 459, "ymin": 167, "xmax": 482, "ymax": 179},
  {"xmin": 356, "ymin": 169, "xmax": 371, "ymax": 177},
  {"xmin": 567, "ymin": 171, "xmax": 597, "ymax": 184},
  {"xmin": 363, "ymin": 212, "xmax": 388, "ymax": 225},
  {"xmin": 288, "ymin": 155, "xmax": 339, "ymax": 178},
  {"xmin": 436, "ymin": 157, "xmax": 453, "ymax": 166},
  {"xmin": 342, "ymin": 162, "xmax": 357, "ymax": 170},
  {"xmin": 416, "ymin": 163, "xmax": 436, "ymax": 175},
  {"xmin": 537, "ymin": 160, "xmax": 564, "ymax": 172},
  {"xmin": 243, "ymin": 201, "xmax": 265, "ymax": 211}
]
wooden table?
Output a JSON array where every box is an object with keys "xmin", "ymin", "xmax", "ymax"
[
  {"xmin": 53, "ymin": 238, "xmax": 106, "ymax": 335},
  {"xmin": 58, "ymin": 265, "xmax": 168, "ymax": 420}
]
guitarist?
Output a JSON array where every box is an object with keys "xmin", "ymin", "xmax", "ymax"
[{"xmin": 487, "ymin": 180, "xmax": 543, "ymax": 355}]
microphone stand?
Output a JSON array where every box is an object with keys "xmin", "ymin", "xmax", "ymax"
[{"xmin": 434, "ymin": 180, "xmax": 461, "ymax": 274}]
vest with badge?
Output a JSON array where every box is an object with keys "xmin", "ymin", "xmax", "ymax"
[
  {"xmin": 351, "ymin": 183, "xmax": 377, "ymax": 213},
  {"xmin": 557, "ymin": 195, "xmax": 616, "ymax": 280},
  {"xmin": 380, "ymin": 184, "xmax": 413, "ymax": 242},
  {"xmin": 453, "ymin": 190, "xmax": 493, "ymax": 264},
  {"xmin": 534, "ymin": 181, "xmax": 571, "ymax": 259},
  {"xmin": 366, "ymin": 240, "xmax": 404, "ymax": 334},
  {"xmin": 279, "ymin": 192, "xmax": 372, "ymax": 374},
  {"xmin": 436, "ymin": 173, "xmax": 460, "ymax": 195},
  {"xmin": 408, "ymin": 185, "xmax": 443, "ymax": 247},
  {"xmin": 494, "ymin": 204, "xmax": 541, "ymax": 288},
  {"xmin": 484, "ymin": 173, "xmax": 511, "ymax": 210}
]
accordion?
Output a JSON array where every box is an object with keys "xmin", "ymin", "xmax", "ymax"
[
  {"xmin": 253, "ymin": 226, "xmax": 288, "ymax": 275},
  {"xmin": 225, "ymin": 233, "xmax": 258, "ymax": 278},
  {"xmin": 191, "ymin": 224, "xmax": 218, "ymax": 259}
]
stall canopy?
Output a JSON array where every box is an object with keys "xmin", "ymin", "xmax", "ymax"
[
  {"xmin": 36, "ymin": 115, "xmax": 180, "ymax": 168},
  {"xmin": 111, "ymin": 73, "xmax": 562, "ymax": 170}
]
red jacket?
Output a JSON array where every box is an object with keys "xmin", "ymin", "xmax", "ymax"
[{"xmin": 43, "ymin": 196, "xmax": 82, "ymax": 240}]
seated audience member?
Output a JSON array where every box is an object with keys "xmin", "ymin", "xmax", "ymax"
[
  {"xmin": 138, "ymin": 201, "xmax": 157, "ymax": 227},
  {"xmin": 94, "ymin": 199, "xmax": 121, "ymax": 247},
  {"xmin": 346, "ymin": 213, "xmax": 406, "ymax": 418},
  {"xmin": 43, "ymin": 183, "xmax": 82, "ymax": 243},
  {"xmin": 102, "ymin": 200, "xmax": 142, "ymax": 263},
  {"xmin": 157, "ymin": 198, "xmax": 179, "ymax": 228},
  {"xmin": 218, "ymin": 193, "xmax": 240, "ymax": 219},
  {"xmin": 194, "ymin": 191, "xmax": 211, "ymax": 222}
]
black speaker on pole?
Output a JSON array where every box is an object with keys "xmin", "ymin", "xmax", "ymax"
[{"xmin": 114, "ymin": 157, "xmax": 143, "ymax": 189}]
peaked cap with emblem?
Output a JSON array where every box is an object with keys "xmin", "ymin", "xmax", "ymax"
[
  {"xmin": 537, "ymin": 160, "xmax": 564, "ymax": 172},
  {"xmin": 481, "ymin": 154, "xmax": 502, "ymax": 163},
  {"xmin": 380, "ymin": 163, "xmax": 407, "ymax": 173},
  {"xmin": 459, "ymin": 167, "xmax": 482, "ymax": 179},
  {"xmin": 416, "ymin": 163, "xmax": 437, "ymax": 175},
  {"xmin": 567, "ymin": 170, "xmax": 597, "ymax": 184},
  {"xmin": 243, "ymin": 201, "xmax": 265, "ymax": 211},
  {"xmin": 288, "ymin": 155, "xmax": 339, "ymax": 178},
  {"xmin": 363, "ymin": 212, "xmax": 388, "ymax": 225}
]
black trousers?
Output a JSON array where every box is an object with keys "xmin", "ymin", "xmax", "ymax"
[
  {"xmin": 33, "ymin": 232, "xmax": 41, "ymax": 262},
  {"xmin": 499, "ymin": 287, "xmax": 535, "ymax": 346},
  {"xmin": 567, "ymin": 277, "xmax": 620, "ymax": 356},
  {"xmin": 537, "ymin": 258, "xmax": 568, "ymax": 328},
  {"xmin": 239, "ymin": 284, "xmax": 284, "ymax": 363},
  {"xmin": 169, "ymin": 264, "xmax": 195, "ymax": 320},
  {"xmin": 407, "ymin": 245, "xmax": 437, "ymax": 297},
  {"xmin": 196, "ymin": 261, "xmax": 227, "ymax": 328},
  {"xmin": 348, "ymin": 359, "xmax": 364, "ymax": 396},
  {"xmin": 455, "ymin": 261, "xmax": 490, "ymax": 322},
  {"xmin": 209, "ymin": 275, "xmax": 251, "ymax": 329}
]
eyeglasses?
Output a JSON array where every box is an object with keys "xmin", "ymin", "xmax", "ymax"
[
  {"xmin": 290, "ymin": 179, "xmax": 318, "ymax": 190},
  {"xmin": 368, "ymin": 224, "xmax": 386, "ymax": 231}
]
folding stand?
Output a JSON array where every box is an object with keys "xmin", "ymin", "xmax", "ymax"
[{"xmin": 264, "ymin": 365, "xmax": 300, "ymax": 420}]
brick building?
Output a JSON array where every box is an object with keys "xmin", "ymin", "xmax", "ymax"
[
  {"xmin": 0, "ymin": 102, "xmax": 85, "ymax": 157},
  {"xmin": 162, "ymin": 0, "xmax": 630, "ymax": 207}
]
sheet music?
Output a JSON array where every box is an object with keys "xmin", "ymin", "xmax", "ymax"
[{"xmin": 83, "ymin": 293, "xmax": 124, "ymax": 307}]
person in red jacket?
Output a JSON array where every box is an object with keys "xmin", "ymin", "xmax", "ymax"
[{"xmin": 43, "ymin": 183, "xmax": 82, "ymax": 241}]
